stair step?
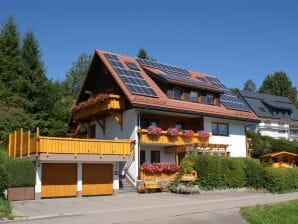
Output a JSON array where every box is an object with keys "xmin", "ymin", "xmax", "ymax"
[{"xmin": 119, "ymin": 177, "xmax": 135, "ymax": 193}]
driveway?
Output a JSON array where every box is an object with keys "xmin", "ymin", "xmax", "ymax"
[{"xmin": 5, "ymin": 191, "xmax": 298, "ymax": 224}]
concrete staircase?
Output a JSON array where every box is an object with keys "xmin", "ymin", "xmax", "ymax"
[{"xmin": 119, "ymin": 177, "xmax": 136, "ymax": 193}]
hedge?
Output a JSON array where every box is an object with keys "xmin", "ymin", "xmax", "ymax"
[
  {"xmin": 264, "ymin": 167, "xmax": 298, "ymax": 193},
  {"xmin": 0, "ymin": 165, "xmax": 9, "ymax": 195},
  {"xmin": 179, "ymin": 155, "xmax": 264, "ymax": 190},
  {"xmin": 0, "ymin": 148, "xmax": 35, "ymax": 188}
]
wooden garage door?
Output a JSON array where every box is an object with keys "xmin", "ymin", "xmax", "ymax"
[
  {"xmin": 41, "ymin": 163, "xmax": 77, "ymax": 198},
  {"xmin": 82, "ymin": 164, "xmax": 113, "ymax": 196}
]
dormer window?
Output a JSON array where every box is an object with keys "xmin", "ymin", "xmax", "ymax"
[
  {"xmin": 206, "ymin": 94, "xmax": 214, "ymax": 105},
  {"xmin": 173, "ymin": 87, "xmax": 183, "ymax": 100},
  {"xmin": 190, "ymin": 91, "xmax": 198, "ymax": 102}
]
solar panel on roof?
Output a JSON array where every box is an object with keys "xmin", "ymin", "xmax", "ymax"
[
  {"xmin": 125, "ymin": 62, "xmax": 140, "ymax": 71},
  {"xmin": 104, "ymin": 53, "xmax": 157, "ymax": 97},
  {"xmin": 136, "ymin": 58, "xmax": 190, "ymax": 75},
  {"xmin": 206, "ymin": 76, "xmax": 251, "ymax": 112},
  {"xmin": 157, "ymin": 71, "xmax": 212, "ymax": 87}
]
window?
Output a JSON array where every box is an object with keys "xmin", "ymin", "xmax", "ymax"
[
  {"xmin": 140, "ymin": 119, "xmax": 158, "ymax": 128},
  {"xmin": 175, "ymin": 123, "xmax": 183, "ymax": 130},
  {"xmin": 212, "ymin": 123, "xmax": 229, "ymax": 136},
  {"xmin": 151, "ymin": 151, "xmax": 160, "ymax": 163},
  {"xmin": 190, "ymin": 91, "xmax": 198, "ymax": 102},
  {"xmin": 140, "ymin": 150, "xmax": 146, "ymax": 165},
  {"xmin": 173, "ymin": 87, "xmax": 183, "ymax": 100},
  {"xmin": 89, "ymin": 125, "xmax": 96, "ymax": 138},
  {"xmin": 206, "ymin": 94, "xmax": 214, "ymax": 105},
  {"xmin": 259, "ymin": 107, "xmax": 266, "ymax": 112}
]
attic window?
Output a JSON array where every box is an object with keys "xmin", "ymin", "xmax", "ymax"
[
  {"xmin": 259, "ymin": 107, "xmax": 266, "ymax": 112},
  {"xmin": 125, "ymin": 62, "xmax": 140, "ymax": 71}
]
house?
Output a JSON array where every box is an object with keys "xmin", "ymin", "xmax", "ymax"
[
  {"xmin": 237, "ymin": 91, "xmax": 298, "ymax": 141},
  {"xmin": 7, "ymin": 49, "xmax": 259, "ymax": 199},
  {"xmin": 260, "ymin": 151, "xmax": 297, "ymax": 168}
]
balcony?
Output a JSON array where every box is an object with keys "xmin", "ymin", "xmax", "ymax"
[
  {"xmin": 138, "ymin": 129, "xmax": 208, "ymax": 145},
  {"xmin": 72, "ymin": 94, "xmax": 124, "ymax": 122},
  {"xmin": 7, "ymin": 129, "xmax": 134, "ymax": 158}
]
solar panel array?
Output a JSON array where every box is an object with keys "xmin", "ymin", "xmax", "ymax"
[
  {"xmin": 156, "ymin": 70, "xmax": 212, "ymax": 87},
  {"xmin": 206, "ymin": 77, "xmax": 251, "ymax": 112},
  {"xmin": 137, "ymin": 58, "xmax": 189, "ymax": 75},
  {"xmin": 125, "ymin": 61, "xmax": 140, "ymax": 71},
  {"xmin": 104, "ymin": 53, "xmax": 157, "ymax": 97}
]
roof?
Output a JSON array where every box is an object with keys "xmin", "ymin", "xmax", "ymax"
[
  {"xmin": 238, "ymin": 90, "xmax": 298, "ymax": 121},
  {"xmin": 81, "ymin": 50, "xmax": 259, "ymax": 121},
  {"xmin": 260, "ymin": 151, "xmax": 298, "ymax": 158}
]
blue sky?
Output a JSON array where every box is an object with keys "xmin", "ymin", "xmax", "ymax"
[{"xmin": 1, "ymin": 0, "xmax": 298, "ymax": 89}]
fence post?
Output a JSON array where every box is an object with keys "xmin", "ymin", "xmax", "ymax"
[
  {"xmin": 13, "ymin": 131, "xmax": 17, "ymax": 157},
  {"xmin": 27, "ymin": 131, "xmax": 31, "ymax": 158},
  {"xmin": 36, "ymin": 127, "xmax": 40, "ymax": 156},
  {"xmin": 8, "ymin": 133, "xmax": 12, "ymax": 157},
  {"xmin": 20, "ymin": 128, "xmax": 23, "ymax": 158}
]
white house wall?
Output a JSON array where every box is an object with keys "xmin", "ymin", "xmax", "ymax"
[
  {"xmin": 141, "ymin": 145, "xmax": 176, "ymax": 163},
  {"xmin": 92, "ymin": 108, "xmax": 138, "ymax": 140},
  {"xmin": 204, "ymin": 117, "xmax": 247, "ymax": 157}
]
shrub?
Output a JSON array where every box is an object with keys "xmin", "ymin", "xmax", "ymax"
[
  {"xmin": 243, "ymin": 158, "xmax": 266, "ymax": 189},
  {"xmin": 0, "ymin": 165, "xmax": 9, "ymax": 195},
  {"xmin": 221, "ymin": 157, "xmax": 246, "ymax": 188},
  {"xmin": 264, "ymin": 167, "xmax": 298, "ymax": 193},
  {"xmin": 6, "ymin": 158, "xmax": 35, "ymax": 187}
]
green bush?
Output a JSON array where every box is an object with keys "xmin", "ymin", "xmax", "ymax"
[
  {"xmin": 248, "ymin": 131, "xmax": 298, "ymax": 158},
  {"xmin": 0, "ymin": 147, "xmax": 35, "ymax": 188},
  {"xmin": 264, "ymin": 167, "xmax": 298, "ymax": 193},
  {"xmin": 7, "ymin": 158, "xmax": 35, "ymax": 187},
  {"xmin": 243, "ymin": 158, "xmax": 266, "ymax": 189},
  {"xmin": 179, "ymin": 156, "xmax": 249, "ymax": 190},
  {"xmin": 221, "ymin": 158, "xmax": 246, "ymax": 188},
  {"xmin": 0, "ymin": 165, "xmax": 9, "ymax": 195}
]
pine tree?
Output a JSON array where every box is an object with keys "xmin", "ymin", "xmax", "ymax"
[
  {"xmin": 0, "ymin": 15, "xmax": 22, "ymax": 93},
  {"xmin": 259, "ymin": 71, "xmax": 297, "ymax": 104},
  {"xmin": 243, "ymin": 79, "xmax": 256, "ymax": 92},
  {"xmin": 137, "ymin": 48, "xmax": 156, "ymax": 61},
  {"xmin": 63, "ymin": 53, "xmax": 91, "ymax": 99}
]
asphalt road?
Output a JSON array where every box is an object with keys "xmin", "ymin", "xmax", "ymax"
[{"xmin": 4, "ymin": 191, "xmax": 298, "ymax": 224}]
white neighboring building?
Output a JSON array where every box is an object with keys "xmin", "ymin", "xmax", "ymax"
[{"xmin": 238, "ymin": 91, "xmax": 298, "ymax": 141}]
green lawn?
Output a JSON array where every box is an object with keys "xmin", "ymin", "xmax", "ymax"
[
  {"xmin": 241, "ymin": 200, "xmax": 298, "ymax": 224},
  {"xmin": 0, "ymin": 197, "xmax": 11, "ymax": 219}
]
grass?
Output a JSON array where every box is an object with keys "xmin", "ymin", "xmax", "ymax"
[
  {"xmin": 0, "ymin": 197, "xmax": 12, "ymax": 220},
  {"xmin": 241, "ymin": 200, "xmax": 298, "ymax": 224}
]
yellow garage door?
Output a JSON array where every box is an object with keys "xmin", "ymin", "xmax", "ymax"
[
  {"xmin": 82, "ymin": 164, "xmax": 113, "ymax": 196},
  {"xmin": 42, "ymin": 163, "xmax": 77, "ymax": 198}
]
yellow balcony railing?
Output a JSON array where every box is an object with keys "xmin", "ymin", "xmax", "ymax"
[
  {"xmin": 7, "ymin": 128, "xmax": 134, "ymax": 158},
  {"xmin": 138, "ymin": 129, "xmax": 208, "ymax": 145},
  {"xmin": 72, "ymin": 94, "xmax": 124, "ymax": 121}
]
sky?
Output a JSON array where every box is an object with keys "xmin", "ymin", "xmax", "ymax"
[{"xmin": 1, "ymin": 0, "xmax": 298, "ymax": 89}]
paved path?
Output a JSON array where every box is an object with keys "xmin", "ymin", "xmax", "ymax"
[{"xmin": 4, "ymin": 191, "xmax": 298, "ymax": 224}]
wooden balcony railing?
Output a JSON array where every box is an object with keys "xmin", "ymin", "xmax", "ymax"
[
  {"xmin": 138, "ymin": 129, "xmax": 208, "ymax": 145},
  {"xmin": 72, "ymin": 94, "xmax": 124, "ymax": 121},
  {"xmin": 7, "ymin": 128, "xmax": 134, "ymax": 158}
]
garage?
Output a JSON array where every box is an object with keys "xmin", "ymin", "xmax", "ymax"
[
  {"xmin": 82, "ymin": 164, "xmax": 113, "ymax": 196},
  {"xmin": 41, "ymin": 163, "xmax": 77, "ymax": 198}
]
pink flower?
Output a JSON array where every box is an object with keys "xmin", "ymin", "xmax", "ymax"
[
  {"xmin": 167, "ymin": 127, "xmax": 179, "ymax": 138},
  {"xmin": 148, "ymin": 126, "xmax": 162, "ymax": 136},
  {"xmin": 198, "ymin": 130, "xmax": 211, "ymax": 140},
  {"xmin": 182, "ymin": 130, "xmax": 194, "ymax": 138}
]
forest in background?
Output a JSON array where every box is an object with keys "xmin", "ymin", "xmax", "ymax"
[{"xmin": 0, "ymin": 15, "xmax": 297, "ymax": 143}]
